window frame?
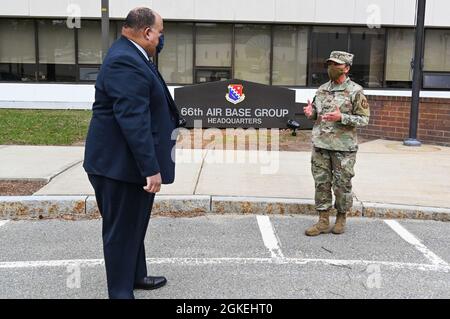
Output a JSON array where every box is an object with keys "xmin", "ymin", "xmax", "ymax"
[{"xmin": 0, "ymin": 18, "xmax": 450, "ymax": 91}]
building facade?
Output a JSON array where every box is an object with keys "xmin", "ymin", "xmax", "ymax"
[
  {"xmin": 0, "ymin": 0, "xmax": 450, "ymax": 144},
  {"xmin": 3, "ymin": 0, "xmax": 450, "ymax": 99}
]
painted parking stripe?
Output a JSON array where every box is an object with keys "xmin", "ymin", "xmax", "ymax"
[
  {"xmin": 384, "ymin": 219, "xmax": 448, "ymax": 266},
  {"xmin": 0, "ymin": 257, "xmax": 449, "ymax": 273},
  {"xmin": 0, "ymin": 220, "xmax": 9, "ymax": 228},
  {"xmin": 256, "ymin": 215, "xmax": 284, "ymax": 259}
]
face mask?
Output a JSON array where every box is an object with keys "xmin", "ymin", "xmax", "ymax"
[
  {"xmin": 156, "ymin": 34, "xmax": 164, "ymax": 54},
  {"xmin": 328, "ymin": 65, "xmax": 346, "ymax": 81}
]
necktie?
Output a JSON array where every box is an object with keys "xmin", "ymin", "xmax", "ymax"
[{"xmin": 148, "ymin": 60, "xmax": 164, "ymax": 83}]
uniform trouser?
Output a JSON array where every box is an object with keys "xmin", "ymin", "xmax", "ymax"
[
  {"xmin": 88, "ymin": 174, "xmax": 155, "ymax": 299},
  {"xmin": 311, "ymin": 147, "xmax": 357, "ymax": 214}
]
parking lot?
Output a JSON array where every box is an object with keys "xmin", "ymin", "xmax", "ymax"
[{"xmin": 0, "ymin": 215, "xmax": 449, "ymax": 299}]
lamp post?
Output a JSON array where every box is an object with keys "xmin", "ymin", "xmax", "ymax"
[
  {"xmin": 404, "ymin": 0, "xmax": 426, "ymax": 147},
  {"xmin": 101, "ymin": 0, "xmax": 109, "ymax": 61}
]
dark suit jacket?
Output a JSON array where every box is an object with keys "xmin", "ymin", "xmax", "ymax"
[{"xmin": 84, "ymin": 36, "xmax": 180, "ymax": 185}]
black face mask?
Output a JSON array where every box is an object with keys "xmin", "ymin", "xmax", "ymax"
[{"xmin": 156, "ymin": 34, "xmax": 164, "ymax": 54}]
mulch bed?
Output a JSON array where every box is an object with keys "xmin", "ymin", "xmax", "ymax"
[{"xmin": 0, "ymin": 180, "xmax": 47, "ymax": 196}]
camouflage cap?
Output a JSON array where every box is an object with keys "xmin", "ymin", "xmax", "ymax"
[{"xmin": 326, "ymin": 51, "xmax": 354, "ymax": 66}]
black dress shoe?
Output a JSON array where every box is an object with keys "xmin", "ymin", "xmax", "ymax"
[{"xmin": 134, "ymin": 276, "xmax": 167, "ymax": 290}]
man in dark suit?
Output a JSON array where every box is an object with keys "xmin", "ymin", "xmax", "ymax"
[{"xmin": 83, "ymin": 7, "xmax": 181, "ymax": 299}]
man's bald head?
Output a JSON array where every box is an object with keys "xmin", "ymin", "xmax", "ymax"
[
  {"xmin": 123, "ymin": 7, "xmax": 157, "ymax": 31},
  {"xmin": 122, "ymin": 7, "xmax": 163, "ymax": 57}
]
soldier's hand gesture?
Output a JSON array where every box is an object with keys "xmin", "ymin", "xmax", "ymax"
[
  {"xmin": 303, "ymin": 99, "xmax": 313, "ymax": 118},
  {"xmin": 322, "ymin": 105, "xmax": 342, "ymax": 122}
]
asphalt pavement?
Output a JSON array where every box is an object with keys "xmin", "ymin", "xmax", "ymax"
[{"xmin": 0, "ymin": 214, "xmax": 448, "ymax": 299}]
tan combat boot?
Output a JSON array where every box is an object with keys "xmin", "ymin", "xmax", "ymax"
[
  {"xmin": 332, "ymin": 212, "xmax": 347, "ymax": 234},
  {"xmin": 305, "ymin": 211, "xmax": 331, "ymax": 236}
]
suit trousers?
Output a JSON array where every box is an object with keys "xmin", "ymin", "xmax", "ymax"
[{"xmin": 88, "ymin": 174, "xmax": 155, "ymax": 299}]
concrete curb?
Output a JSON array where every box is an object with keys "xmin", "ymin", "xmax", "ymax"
[
  {"xmin": 362, "ymin": 202, "xmax": 450, "ymax": 221},
  {"xmin": 85, "ymin": 195, "xmax": 211, "ymax": 218},
  {"xmin": 0, "ymin": 196, "xmax": 88, "ymax": 220},
  {"xmin": 0, "ymin": 195, "xmax": 449, "ymax": 221},
  {"xmin": 211, "ymin": 196, "xmax": 364, "ymax": 217}
]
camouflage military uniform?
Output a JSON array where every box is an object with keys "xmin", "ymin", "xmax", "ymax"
[{"xmin": 308, "ymin": 71, "xmax": 370, "ymax": 214}]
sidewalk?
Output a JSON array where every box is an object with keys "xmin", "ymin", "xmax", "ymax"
[{"xmin": 0, "ymin": 139, "xmax": 449, "ymax": 220}]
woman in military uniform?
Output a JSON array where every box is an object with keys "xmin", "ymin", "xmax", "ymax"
[{"xmin": 303, "ymin": 51, "xmax": 370, "ymax": 236}]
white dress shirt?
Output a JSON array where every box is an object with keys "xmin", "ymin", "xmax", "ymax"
[{"xmin": 128, "ymin": 39, "xmax": 149, "ymax": 61}]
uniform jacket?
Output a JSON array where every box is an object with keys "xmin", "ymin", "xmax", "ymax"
[{"xmin": 308, "ymin": 77, "xmax": 370, "ymax": 152}]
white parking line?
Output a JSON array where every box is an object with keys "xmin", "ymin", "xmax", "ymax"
[
  {"xmin": 0, "ymin": 257, "xmax": 449, "ymax": 273},
  {"xmin": 0, "ymin": 220, "xmax": 9, "ymax": 228},
  {"xmin": 256, "ymin": 215, "xmax": 284, "ymax": 260},
  {"xmin": 384, "ymin": 220, "xmax": 448, "ymax": 266}
]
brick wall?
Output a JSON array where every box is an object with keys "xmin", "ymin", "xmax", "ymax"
[{"xmin": 357, "ymin": 95, "xmax": 450, "ymax": 147}]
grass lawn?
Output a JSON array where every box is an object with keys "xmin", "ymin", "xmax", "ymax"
[
  {"xmin": 0, "ymin": 109, "xmax": 92, "ymax": 145},
  {"xmin": 0, "ymin": 109, "xmax": 337, "ymax": 149}
]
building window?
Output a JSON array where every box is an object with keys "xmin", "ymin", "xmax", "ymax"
[
  {"xmin": 77, "ymin": 20, "xmax": 117, "ymax": 81},
  {"xmin": 272, "ymin": 25, "xmax": 308, "ymax": 86},
  {"xmin": 350, "ymin": 28, "xmax": 385, "ymax": 88},
  {"xmin": 234, "ymin": 24, "xmax": 271, "ymax": 85},
  {"xmin": 423, "ymin": 29, "xmax": 450, "ymax": 89},
  {"xmin": 195, "ymin": 69, "xmax": 231, "ymax": 83},
  {"xmin": 424, "ymin": 29, "xmax": 450, "ymax": 72},
  {"xmin": 385, "ymin": 28, "xmax": 414, "ymax": 88},
  {"xmin": 3, "ymin": 16, "xmax": 450, "ymax": 91},
  {"xmin": 309, "ymin": 26, "xmax": 349, "ymax": 86},
  {"xmin": 195, "ymin": 23, "xmax": 232, "ymax": 83},
  {"xmin": 158, "ymin": 22, "xmax": 194, "ymax": 85},
  {"xmin": 196, "ymin": 23, "xmax": 232, "ymax": 67},
  {"xmin": 78, "ymin": 21, "xmax": 103, "ymax": 65},
  {"xmin": 0, "ymin": 19, "xmax": 36, "ymax": 82},
  {"xmin": 37, "ymin": 20, "xmax": 76, "ymax": 82}
]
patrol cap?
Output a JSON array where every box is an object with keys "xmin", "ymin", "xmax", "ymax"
[{"xmin": 326, "ymin": 51, "xmax": 354, "ymax": 66}]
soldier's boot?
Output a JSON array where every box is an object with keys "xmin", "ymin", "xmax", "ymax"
[
  {"xmin": 332, "ymin": 212, "xmax": 347, "ymax": 235},
  {"xmin": 305, "ymin": 211, "xmax": 331, "ymax": 236}
]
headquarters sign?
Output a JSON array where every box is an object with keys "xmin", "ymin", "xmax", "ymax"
[{"xmin": 174, "ymin": 79, "xmax": 309, "ymax": 129}]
